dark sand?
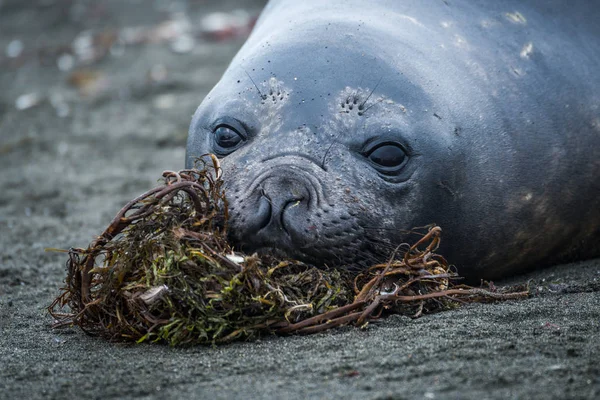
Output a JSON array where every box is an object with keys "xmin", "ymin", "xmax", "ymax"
[{"xmin": 1, "ymin": 1, "xmax": 599, "ymax": 399}]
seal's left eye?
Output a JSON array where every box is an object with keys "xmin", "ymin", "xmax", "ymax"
[
  {"xmin": 211, "ymin": 117, "xmax": 247, "ymax": 155},
  {"xmin": 214, "ymin": 125, "xmax": 243, "ymax": 148}
]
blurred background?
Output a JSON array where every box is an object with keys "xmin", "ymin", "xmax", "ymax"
[
  {"xmin": 1, "ymin": 0, "xmax": 266, "ymax": 151},
  {"xmin": 0, "ymin": 0, "xmax": 266, "ymax": 284}
]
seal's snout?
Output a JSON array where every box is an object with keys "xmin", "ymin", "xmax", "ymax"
[
  {"xmin": 247, "ymin": 186, "xmax": 308, "ymax": 237},
  {"xmin": 225, "ymin": 158, "xmax": 372, "ymax": 268},
  {"xmin": 228, "ymin": 165, "xmax": 320, "ymax": 254},
  {"xmin": 247, "ymin": 175, "xmax": 311, "ymax": 242}
]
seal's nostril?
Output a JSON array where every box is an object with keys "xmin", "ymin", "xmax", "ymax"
[
  {"xmin": 280, "ymin": 197, "xmax": 305, "ymax": 230},
  {"xmin": 256, "ymin": 195, "xmax": 272, "ymax": 231}
]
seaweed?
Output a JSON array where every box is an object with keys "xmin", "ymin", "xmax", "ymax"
[{"xmin": 48, "ymin": 155, "xmax": 529, "ymax": 345}]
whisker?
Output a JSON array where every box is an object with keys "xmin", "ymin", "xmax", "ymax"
[
  {"xmin": 359, "ymin": 98, "xmax": 385, "ymax": 115},
  {"xmin": 359, "ymin": 76, "xmax": 383, "ymax": 110},
  {"xmin": 320, "ymin": 131, "xmax": 343, "ymax": 170},
  {"xmin": 244, "ymin": 69, "xmax": 266, "ymax": 100}
]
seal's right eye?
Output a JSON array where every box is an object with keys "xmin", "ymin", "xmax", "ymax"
[
  {"xmin": 211, "ymin": 117, "xmax": 247, "ymax": 155},
  {"xmin": 363, "ymin": 142, "xmax": 409, "ymax": 175},
  {"xmin": 368, "ymin": 144, "xmax": 406, "ymax": 168}
]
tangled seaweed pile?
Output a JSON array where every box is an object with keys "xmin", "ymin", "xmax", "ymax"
[{"xmin": 49, "ymin": 155, "xmax": 529, "ymax": 345}]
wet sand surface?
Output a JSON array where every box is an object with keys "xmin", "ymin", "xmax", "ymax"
[{"xmin": 1, "ymin": 1, "xmax": 599, "ymax": 399}]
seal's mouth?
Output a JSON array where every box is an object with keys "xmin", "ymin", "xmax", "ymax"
[
  {"xmin": 247, "ymin": 245, "xmax": 342, "ymax": 269},
  {"xmin": 232, "ymin": 221, "xmax": 378, "ymax": 270},
  {"xmin": 249, "ymin": 246, "xmax": 302, "ymax": 260}
]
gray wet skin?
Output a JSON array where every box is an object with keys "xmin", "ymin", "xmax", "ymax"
[{"xmin": 186, "ymin": 0, "xmax": 600, "ymax": 280}]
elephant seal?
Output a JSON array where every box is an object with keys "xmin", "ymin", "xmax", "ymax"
[{"xmin": 186, "ymin": 0, "xmax": 600, "ymax": 280}]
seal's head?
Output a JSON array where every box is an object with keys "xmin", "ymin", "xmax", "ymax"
[
  {"xmin": 186, "ymin": 4, "xmax": 466, "ymax": 270},
  {"xmin": 187, "ymin": 0, "xmax": 600, "ymax": 279}
]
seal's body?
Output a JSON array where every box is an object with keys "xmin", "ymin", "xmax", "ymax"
[{"xmin": 186, "ymin": 0, "xmax": 600, "ymax": 279}]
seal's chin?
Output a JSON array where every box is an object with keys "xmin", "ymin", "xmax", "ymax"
[
  {"xmin": 244, "ymin": 244, "xmax": 349, "ymax": 270},
  {"xmin": 229, "ymin": 223, "xmax": 379, "ymax": 271},
  {"xmin": 230, "ymin": 229, "xmax": 319, "ymax": 265},
  {"xmin": 247, "ymin": 245, "xmax": 315, "ymax": 263}
]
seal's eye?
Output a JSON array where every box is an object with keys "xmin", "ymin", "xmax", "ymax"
[
  {"xmin": 367, "ymin": 143, "xmax": 407, "ymax": 168},
  {"xmin": 211, "ymin": 117, "xmax": 247, "ymax": 155},
  {"xmin": 214, "ymin": 125, "xmax": 243, "ymax": 148}
]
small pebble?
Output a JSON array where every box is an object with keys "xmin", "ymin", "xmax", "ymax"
[
  {"xmin": 15, "ymin": 93, "xmax": 42, "ymax": 110},
  {"xmin": 226, "ymin": 254, "xmax": 245, "ymax": 264},
  {"xmin": 6, "ymin": 39, "xmax": 24, "ymax": 58}
]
